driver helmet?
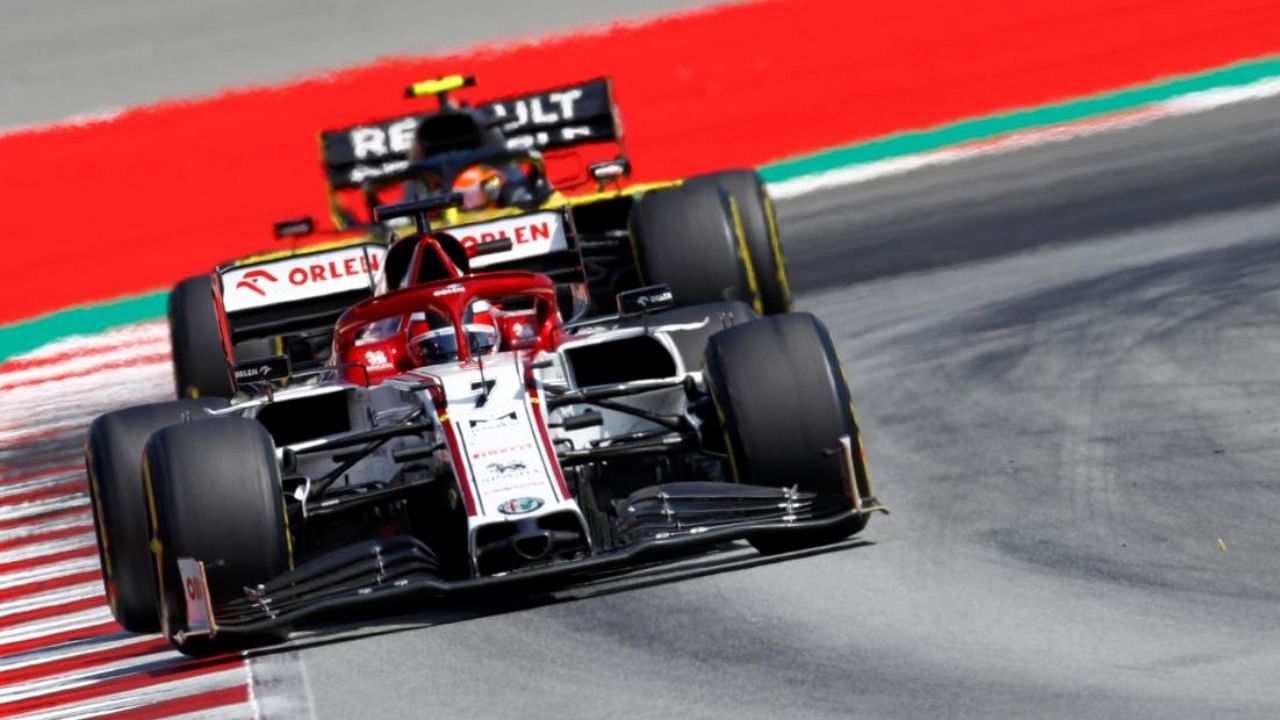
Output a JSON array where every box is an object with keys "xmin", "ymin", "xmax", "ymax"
[
  {"xmin": 407, "ymin": 302, "xmax": 500, "ymax": 366},
  {"xmin": 452, "ymin": 164, "xmax": 505, "ymax": 211}
]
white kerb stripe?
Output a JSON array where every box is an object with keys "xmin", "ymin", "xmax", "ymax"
[
  {"xmin": 0, "ymin": 605, "xmax": 113, "ymax": 647},
  {"xmin": 0, "ymin": 557, "xmax": 99, "ymax": 592},
  {"xmin": 2, "ymin": 666, "xmax": 250, "ymax": 720}
]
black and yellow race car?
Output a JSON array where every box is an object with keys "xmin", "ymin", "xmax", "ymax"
[{"xmin": 168, "ymin": 75, "xmax": 792, "ymax": 399}]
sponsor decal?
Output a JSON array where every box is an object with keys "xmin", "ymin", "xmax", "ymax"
[
  {"xmin": 233, "ymin": 354, "xmax": 290, "ymax": 383},
  {"xmin": 221, "ymin": 245, "xmax": 386, "ymax": 313},
  {"xmin": 177, "ymin": 557, "xmax": 213, "ymax": 635},
  {"xmin": 497, "ymin": 496, "xmax": 545, "ymax": 515},
  {"xmin": 458, "ymin": 403, "xmax": 561, "ymax": 511},
  {"xmin": 279, "ymin": 253, "xmax": 380, "ymax": 287},
  {"xmin": 468, "ymin": 411, "xmax": 519, "ymax": 430},
  {"xmin": 491, "ymin": 89, "xmax": 584, "ymax": 128},
  {"xmin": 485, "ymin": 79, "xmax": 617, "ymax": 152},
  {"xmin": 617, "ymin": 283, "xmax": 674, "ymax": 316},
  {"xmin": 433, "ymin": 283, "xmax": 465, "ymax": 297},
  {"xmin": 319, "ymin": 80, "xmax": 615, "ymax": 189},
  {"xmin": 471, "ymin": 443, "xmax": 534, "ymax": 459},
  {"xmin": 235, "ymin": 269, "xmax": 278, "ymax": 296},
  {"xmin": 458, "ymin": 221, "xmax": 553, "ymax": 250},
  {"xmin": 454, "ymin": 212, "xmax": 569, "ymax": 269},
  {"xmin": 350, "ymin": 117, "xmax": 418, "ymax": 161},
  {"xmin": 234, "ymin": 364, "xmax": 274, "ymax": 382},
  {"xmin": 349, "ymin": 159, "xmax": 410, "ymax": 184},
  {"xmin": 487, "ymin": 460, "xmax": 528, "ymax": 475},
  {"xmin": 363, "ymin": 349, "xmax": 391, "ymax": 368},
  {"xmin": 636, "ymin": 289, "xmax": 672, "ymax": 308}
]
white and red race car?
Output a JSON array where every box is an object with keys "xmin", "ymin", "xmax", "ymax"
[{"xmin": 86, "ymin": 231, "xmax": 883, "ymax": 655}]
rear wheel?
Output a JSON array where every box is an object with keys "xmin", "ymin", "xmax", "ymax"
[
  {"xmin": 85, "ymin": 399, "xmax": 227, "ymax": 633},
  {"xmin": 628, "ymin": 182, "xmax": 761, "ymax": 311},
  {"xmin": 703, "ymin": 313, "xmax": 872, "ymax": 554},
  {"xmin": 686, "ymin": 170, "xmax": 792, "ymax": 314},
  {"xmin": 169, "ymin": 275, "xmax": 234, "ymax": 399},
  {"xmin": 144, "ymin": 417, "xmax": 289, "ymax": 654}
]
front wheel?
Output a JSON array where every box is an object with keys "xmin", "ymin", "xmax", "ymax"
[
  {"xmin": 703, "ymin": 313, "xmax": 873, "ymax": 553},
  {"xmin": 86, "ymin": 399, "xmax": 227, "ymax": 633},
  {"xmin": 144, "ymin": 417, "xmax": 290, "ymax": 654}
]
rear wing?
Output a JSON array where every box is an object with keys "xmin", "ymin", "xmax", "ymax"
[{"xmin": 319, "ymin": 78, "xmax": 622, "ymax": 191}]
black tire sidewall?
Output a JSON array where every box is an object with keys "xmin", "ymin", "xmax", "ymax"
[
  {"xmin": 687, "ymin": 170, "xmax": 792, "ymax": 315},
  {"xmin": 629, "ymin": 182, "xmax": 760, "ymax": 310},
  {"xmin": 168, "ymin": 275, "xmax": 234, "ymax": 399},
  {"xmin": 85, "ymin": 399, "xmax": 227, "ymax": 632},
  {"xmin": 144, "ymin": 417, "xmax": 288, "ymax": 650},
  {"xmin": 705, "ymin": 313, "xmax": 857, "ymax": 504}
]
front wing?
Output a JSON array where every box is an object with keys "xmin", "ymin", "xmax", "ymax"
[{"xmin": 173, "ymin": 488, "xmax": 886, "ymax": 646}]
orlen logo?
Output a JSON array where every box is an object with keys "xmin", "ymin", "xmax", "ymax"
[
  {"xmin": 235, "ymin": 269, "xmax": 278, "ymax": 296},
  {"xmin": 458, "ymin": 220, "xmax": 553, "ymax": 253},
  {"xmin": 284, "ymin": 254, "xmax": 381, "ymax": 288}
]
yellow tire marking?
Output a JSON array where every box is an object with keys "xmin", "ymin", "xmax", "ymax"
[
  {"xmin": 727, "ymin": 196, "xmax": 763, "ymax": 315},
  {"xmin": 704, "ymin": 360, "xmax": 742, "ymax": 483},
  {"xmin": 762, "ymin": 194, "xmax": 793, "ymax": 309},
  {"xmin": 141, "ymin": 455, "xmax": 174, "ymax": 636}
]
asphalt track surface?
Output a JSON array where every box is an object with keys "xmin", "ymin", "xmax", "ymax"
[
  {"xmin": 0, "ymin": 0, "xmax": 725, "ymax": 129},
  {"xmin": 8, "ymin": 13, "xmax": 1280, "ymax": 719},
  {"xmin": 221, "ymin": 94, "xmax": 1277, "ymax": 718}
]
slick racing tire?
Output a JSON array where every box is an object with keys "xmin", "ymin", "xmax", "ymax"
[
  {"xmin": 86, "ymin": 398, "xmax": 228, "ymax": 633},
  {"xmin": 703, "ymin": 312, "xmax": 872, "ymax": 554},
  {"xmin": 685, "ymin": 170, "xmax": 792, "ymax": 314},
  {"xmin": 169, "ymin": 275, "xmax": 235, "ymax": 400},
  {"xmin": 144, "ymin": 417, "xmax": 290, "ymax": 655},
  {"xmin": 629, "ymin": 181, "xmax": 762, "ymax": 311}
]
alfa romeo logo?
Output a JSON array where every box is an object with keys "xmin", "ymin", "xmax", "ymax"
[{"xmin": 497, "ymin": 497, "xmax": 544, "ymax": 515}]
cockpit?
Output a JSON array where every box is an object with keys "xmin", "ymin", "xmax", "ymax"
[{"xmin": 333, "ymin": 272, "xmax": 559, "ymax": 384}]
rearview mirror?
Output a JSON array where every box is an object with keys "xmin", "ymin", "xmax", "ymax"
[
  {"xmin": 273, "ymin": 217, "xmax": 315, "ymax": 239},
  {"xmin": 589, "ymin": 158, "xmax": 631, "ymax": 185},
  {"xmin": 617, "ymin": 284, "xmax": 674, "ymax": 317},
  {"xmin": 233, "ymin": 354, "xmax": 291, "ymax": 385}
]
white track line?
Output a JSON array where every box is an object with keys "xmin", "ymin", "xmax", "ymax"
[{"xmin": 768, "ymin": 75, "xmax": 1280, "ymax": 200}]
